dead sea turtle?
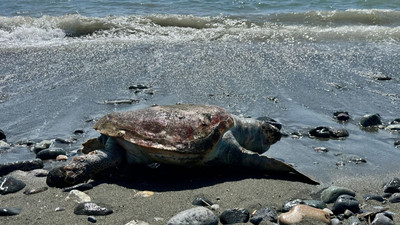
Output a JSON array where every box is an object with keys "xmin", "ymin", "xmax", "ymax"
[{"xmin": 47, "ymin": 104, "xmax": 317, "ymax": 187}]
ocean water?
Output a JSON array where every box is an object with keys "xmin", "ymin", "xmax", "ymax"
[{"xmin": 1, "ymin": 0, "xmax": 400, "ymax": 182}]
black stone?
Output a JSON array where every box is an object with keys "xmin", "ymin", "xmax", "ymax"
[
  {"xmin": 219, "ymin": 208, "xmax": 249, "ymax": 224},
  {"xmin": 192, "ymin": 197, "xmax": 213, "ymax": 207},
  {"xmin": 363, "ymin": 194, "xmax": 385, "ymax": 202},
  {"xmin": 0, "ymin": 176, "xmax": 26, "ymax": 195},
  {"xmin": 389, "ymin": 193, "xmax": 400, "ymax": 203},
  {"xmin": 63, "ymin": 183, "xmax": 93, "ymax": 192},
  {"xmin": 332, "ymin": 195, "xmax": 360, "ymax": 215},
  {"xmin": 249, "ymin": 207, "xmax": 278, "ymax": 224},
  {"xmin": 0, "ymin": 207, "xmax": 22, "ymax": 216},
  {"xmin": 333, "ymin": 111, "xmax": 350, "ymax": 122},
  {"xmin": 0, "ymin": 159, "xmax": 43, "ymax": 176},
  {"xmin": 394, "ymin": 139, "xmax": 400, "ymax": 148},
  {"xmin": 360, "ymin": 114, "xmax": 382, "ymax": 127},
  {"xmin": 309, "ymin": 127, "xmax": 331, "ymax": 138},
  {"xmin": 74, "ymin": 202, "xmax": 113, "ymax": 216},
  {"xmin": 88, "ymin": 216, "xmax": 97, "ymax": 223},
  {"xmin": 73, "ymin": 129, "xmax": 85, "ymax": 134},
  {"xmin": 36, "ymin": 148, "xmax": 66, "ymax": 160},
  {"xmin": 128, "ymin": 84, "xmax": 149, "ymax": 90},
  {"xmin": 383, "ymin": 177, "xmax": 400, "ymax": 193},
  {"xmin": 0, "ymin": 129, "xmax": 6, "ymax": 141}
]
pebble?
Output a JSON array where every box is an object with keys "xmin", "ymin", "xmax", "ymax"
[
  {"xmin": 0, "ymin": 129, "xmax": 6, "ymax": 141},
  {"xmin": 0, "ymin": 159, "xmax": 44, "ymax": 176},
  {"xmin": 321, "ymin": 186, "xmax": 356, "ymax": 203},
  {"xmin": 66, "ymin": 190, "xmax": 92, "ymax": 203},
  {"xmin": 333, "ymin": 111, "xmax": 350, "ymax": 122},
  {"xmin": 74, "ymin": 129, "xmax": 85, "ymax": 134},
  {"xmin": 371, "ymin": 213, "xmax": 394, "ymax": 225},
  {"xmin": 125, "ymin": 220, "xmax": 150, "ymax": 225},
  {"xmin": 348, "ymin": 216, "xmax": 362, "ymax": 225},
  {"xmin": 329, "ymin": 128, "xmax": 349, "ymax": 138},
  {"xmin": 23, "ymin": 186, "xmax": 48, "ymax": 195},
  {"xmin": 0, "ymin": 207, "xmax": 22, "ymax": 216},
  {"xmin": 388, "ymin": 193, "xmax": 400, "ymax": 203},
  {"xmin": 332, "ymin": 195, "xmax": 360, "ymax": 215},
  {"xmin": 359, "ymin": 113, "xmax": 382, "ymax": 127},
  {"xmin": 383, "ymin": 177, "xmax": 400, "ymax": 193},
  {"xmin": 363, "ymin": 194, "xmax": 385, "ymax": 202},
  {"xmin": 192, "ymin": 196, "xmax": 213, "ymax": 207},
  {"xmin": 88, "ymin": 216, "xmax": 97, "ymax": 223},
  {"xmin": 278, "ymin": 205, "xmax": 331, "ymax": 225},
  {"xmin": 55, "ymin": 155, "xmax": 68, "ymax": 161},
  {"xmin": 0, "ymin": 176, "xmax": 26, "ymax": 195},
  {"xmin": 249, "ymin": 206, "xmax": 278, "ymax": 224},
  {"xmin": 134, "ymin": 191, "xmax": 154, "ymax": 198},
  {"xmin": 74, "ymin": 202, "xmax": 113, "ymax": 216},
  {"xmin": 330, "ymin": 218, "xmax": 341, "ymax": 225},
  {"xmin": 33, "ymin": 140, "xmax": 53, "ymax": 153},
  {"xmin": 167, "ymin": 207, "xmax": 218, "ymax": 225},
  {"xmin": 309, "ymin": 127, "xmax": 331, "ymax": 138},
  {"xmin": 62, "ymin": 183, "xmax": 93, "ymax": 192},
  {"xmin": 36, "ymin": 148, "xmax": 66, "ymax": 160},
  {"xmin": 219, "ymin": 208, "xmax": 250, "ymax": 224}
]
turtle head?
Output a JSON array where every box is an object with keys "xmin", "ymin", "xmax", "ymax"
[
  {"xmin": 46, "ymin": 163, "xmax": 90, "ymax": 188},
  {"xmin": 231, "ymin": 116, "xmax": 281, "ymax": 154}
]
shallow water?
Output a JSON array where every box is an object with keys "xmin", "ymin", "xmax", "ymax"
[{"xmin": 1, "ymin": 1, "xmax": 399, "ymax": 182}]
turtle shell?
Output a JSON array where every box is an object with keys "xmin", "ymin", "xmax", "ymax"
[{"xmin": 93, "ymin": 104, "xmax": 234, "ymax": 162}]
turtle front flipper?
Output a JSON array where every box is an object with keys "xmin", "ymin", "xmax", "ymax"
[{"xmin": 46, "ymin": 137, "xmax": 124, "ymax": 188}]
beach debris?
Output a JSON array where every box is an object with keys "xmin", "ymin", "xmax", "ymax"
[
  {"xmin": 0, "ymin": 159, "xmax": 43, "ymax": 176},
  {"xmin": 359, "ymin": 113, "xmax": 382, "ymax": 128},
  {"xmin": 23, "ymin": 186, "xmax": 48, "ymax": 195},
  {"xmin": 321, "ymin": 186, "xmax": 356, "ymax": 204},
  {"xmin": 133, "ymin": 191, "xmax": 154, "ymax": 198},
  {"xmin": 278, "ymin": 205, "xmax": 331, "ymax": 224},
  {"xmin": 74, "ymin": 202, "xmax": 113, "ymax": 216},
  {"xmin": 192, "ymin": 196, "xmax": 213, "ymax": 207},
  {"xmin": 0, "ymin": 176, "xmax": 26, "ymax": 195},
  {"xmin": 167, "ymin": 207, "xmax": 218, "ymax": 225},
  {"xmin": 333, "ymin": 111, "xmax": 350, "ymax": 122},
  {"xmin": 249, "ymin": 206, "xmax": 278, "ymax": 224},
  {"xmin": 36, "ymin": 148, "xmax": 66, "ymax": 160},
  {"xmin": 219, "ymin": 208, "xmax": 250, "ymax": 224},
  {"xmin": 66, "ymin": 190, "xmax": 91, "ymax": 203},
  {"xmin": 383, "ymin": 177, "xmax": 400, "ymax": 193},
  {"xmin": 62, "ymin": 183, "xmax": 93, "ymax": 192},
  {"xmin": 33, "ymin": 140, "xmax": 53, "ymax": 153},
  {"xmin": 125, "ymin": 220, "xmax": 150, "ymax": 225},
  {"xmin": 309, "ymin": 127, "xmax": 349, "ymax": 139},
  {"xmin": 331, "ymin": 195, "xmax": 360, "ymax": 215},
  {"xmin": 0, "ymin": 207, "xmax": 22, "ymax": 216}
]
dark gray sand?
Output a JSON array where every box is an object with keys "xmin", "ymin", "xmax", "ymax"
[{"xmin": 0, "ymin": 168, "xmax": 399, "ymax": 225}]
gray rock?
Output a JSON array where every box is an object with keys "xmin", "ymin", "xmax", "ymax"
[
  {"xmin": 363, "ymin": 194, "xmax": 384, "ymax": 202},
  {"xmin": 371, "ymin": 213, "xmax": 394, "ymax": 225},
  {"xmin": 321, "ymin": 186, "xmax": 356, "ymax": 203},
  {"xmin": 36, "ymin": 148, "xmax": 66, "ymax": 160},
  {"xmin": 330, "ymin": 218, "xmax": 341, "ymax": 225},
  {"xmin": 332, "ymin": 195, "xmax": 360, "ymax": 215},
  {"xmin": 360, "ymin": 114, "xmax": 382, "ymax": 127},
  {"xmin": 348, "ymin": 216, "xmax": 362, "ymax": 225},
  {"xmin": 74, "ymin": 202, "xmax": 113, "ymax": 216},
  {"xmin": 329, "ymin": 128, "xmax": 349, "ymax": 138},
  {"xmin": 33, "ymin": 140, "xmax": 53, "ymax": 153},
  {"xmin": 167, "ymin": 207, "xmax": 218, "ymax": 225},
  {"xmin": 0, "ymin": 159, "xmax": 43, "ymax": 176},
  {"xmin": 0, "ymin": 207, "xmax": 21, "ymax": 216},
  {"xmin": 220, "ymin": 208, "xmax": 250, "ymax": 224},
  {"xmin": 0, "ymin": 176, "xmax": 26, "ymax": 195},
  {"xmin": 388, "ymin": 193, "xmax": 400, "ymax": 203},
  {"xmin": 250, "ymin": 206, "xmax": 278, "ymax": 224},
  {"xmin": 383, "ymin": 177, "xmax": 400, "ymax": 193}
]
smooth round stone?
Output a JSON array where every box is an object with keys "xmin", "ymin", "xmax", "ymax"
[
  {"xmin": 36, "ymin": 148, "xmax": 66, "ymax": 160},
  {"xmin": 88, "ymin": 216, "xmax": 97, "ymax": 223},
  {"xmin": 74, "ymin": 202, "xmax": 113, "ymax": 216},
  {"xmin": 332, "ymin": 195, "xmax": 360, "ymax": 215},
  {"xmin": 333, "ymin": 111, "xmax": 350, "ymax": 122},
  {"xmin": 66, "ymin": 190, "xmax": 91, "ymax": 203},
  {"xmin": 249, "ymin": 206, "xmax": 278, "ymax": 224},
  {"xmin": 360, "ymin": 114, "xmax": 382, "ymax": 127},
  {"xmin": 363, "ymin": 194, "xmax": 385, "ymax": 202},
  {"xmin": 167, "ymin": 207, "xmax": 218, "ymax": 225},
  {"xmin": 0, "ymin": 207, "xmax": 22, "ymax": 216},
  {"xmin": 55, "ymin": 155, "xmax": 68, "ymax": 161},
  {"xmin": 388, "ymin": 193, "xmax": 400, "ymax": 203},
  {"xmin": 321, "ymin": 186, "xmax": 356, "ymax": 203},
  {"xmin": 220, "ymin": 208, "xmax": 249, "ymax": 224},
  {"xmin": 0, "ymin": 176, "xmax": 26, "ymax": 195},
  {"xmin": 330, "ymin": 218, "xmax": 340, "ymax": 225},
  {"xmin": 278, "ymin": 205, "xmax": 331, "ymax": 224},
  {"xmin": 371, "ymin": 213, "xmax": 394, "ymax": 225},
  {"xmin": 192, "ymin": 197, "xmax": 213, "ymax": 207},
  {"xmin": 33, "ymin": 140, "xmax": 53, "ymax": 153},
  {"xmin": 0, "ymin": 159, "xmax": 43, "ymax": 176},
  {"xmin": 62, "ymin": 183, "xmax": 93, "ymax": 192},
  {"xmin": 383, "ymin": 177, "xmax": 400, "ymax": 193},
  {"xmin": 348, "ymin": 216, "xmax": 362, "ymax": 225}
]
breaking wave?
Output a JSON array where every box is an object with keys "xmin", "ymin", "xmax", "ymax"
[{"xmin": 1, "ymin": 9, "xmax": 400, "ymax": 48}]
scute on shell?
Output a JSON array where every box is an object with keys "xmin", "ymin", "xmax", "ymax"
[{"xmin": 93, "ymin": 104, "xmax": 234, "ymax": 155}]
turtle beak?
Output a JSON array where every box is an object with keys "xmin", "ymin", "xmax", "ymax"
[
  {"xmin": 262, "ymin": 122, "xmax": 282, "ymax": 146},
  {"xmin": 46, "ymin": 166, "xmax": 78, "ymax": 188}
]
